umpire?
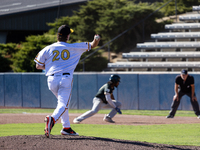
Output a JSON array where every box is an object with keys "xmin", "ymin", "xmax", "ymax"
[{"xmin": 166, "ymin": 69, "xmax": 200, "ymax": 119}]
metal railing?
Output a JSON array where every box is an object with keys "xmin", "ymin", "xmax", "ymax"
[{"xmin": 80, "ymin": 0, "xmax": 177, "ymax": 71}]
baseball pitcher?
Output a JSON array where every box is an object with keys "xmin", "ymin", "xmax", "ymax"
[{"xmin": 34, "ymin": 25, "xmax": 100, "ymax": 138}]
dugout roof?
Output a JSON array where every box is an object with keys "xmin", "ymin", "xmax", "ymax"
[{"xmin": 0, "ymin": 0, "xmax": 87, "ymax": 16}]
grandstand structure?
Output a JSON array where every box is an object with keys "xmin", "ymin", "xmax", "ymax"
[
  {"xmin": 108, "ymin": 6, "xmax": 200, "ymax": 72},
  {"xmin": 0, "ymin": 0, "xmax": 87, "ymax": 43}
]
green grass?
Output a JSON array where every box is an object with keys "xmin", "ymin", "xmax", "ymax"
[
  {"xmin": 0, "ymin": 108, "xmax": 55, "ymax": 114},
  {"xmin": 0, "ymin": 108, "xmax": 200, "ymax": 146},
  {"xmin": 0, "ymin": 108, "xmax": 197, "ymax": 117},
  {"xmin": 0, "ymin": 123, "xmax": 200, "ymax": 146}
]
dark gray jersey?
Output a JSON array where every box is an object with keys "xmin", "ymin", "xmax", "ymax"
[{"xmin": 95, "ymin": 82, "xmax": 114, "ymax": 104}]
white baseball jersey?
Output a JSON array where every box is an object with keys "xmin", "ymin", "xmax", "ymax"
[{"xmin": 34, "ymin": 41, "xmax": 91, "ymax": 76}]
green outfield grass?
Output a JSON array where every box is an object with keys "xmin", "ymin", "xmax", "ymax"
[
  {"xmin": 0, "ymin": 108, "xmax": 197, "ymax": 117},
  {"xmin": 0, "ymin": 109, "xmax": 200, "ymax": 146}
]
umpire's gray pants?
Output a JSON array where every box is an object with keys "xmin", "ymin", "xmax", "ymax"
[{"xmin": 76, "ymin": 97, "xmax": 121, "ymax": 122}]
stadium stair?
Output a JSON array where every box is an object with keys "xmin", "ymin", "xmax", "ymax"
[{"xmin": 107, "ymin": 5, "xmax": 200, "ymax": 72}]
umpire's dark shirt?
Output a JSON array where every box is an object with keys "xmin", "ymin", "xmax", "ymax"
[{"xmin": 175, "ymin": 75, "xmax": 194, "ymax": 93}]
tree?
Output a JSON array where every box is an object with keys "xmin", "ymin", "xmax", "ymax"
[
  {"xmin": 0, "ymin": 43, "xmax": 18, "ymax": 72},
  {"xmin": 12, "ymin": 34, "xmax": 55, "ymax": 72},
  {"xmin": 75, "ymin": 50, "xmax": 108, "ymax": 71},
  {"xmin": 0, "ymin": 54, "xmax": 12, "ymax": 72},
  {"xmin": 159, "ymin": 0, "xmax": 200, "ymax": 16},
  {"xmin": 10, "ymin": 0, "xmax": 166, "ymax": 72},
  {"xmin": 48, "ymin": 0, "xmax": 164, "ymax": 53}
]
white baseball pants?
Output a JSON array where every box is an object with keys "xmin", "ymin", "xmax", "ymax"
[{"xmin": 47, "ymin": 74, "xmax": 73, "ymax": 128}]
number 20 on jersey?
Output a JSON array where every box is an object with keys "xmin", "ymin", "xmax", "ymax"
[{"xmin": 52, "ymin": 49, "xmax": 70, "ymax": 62}]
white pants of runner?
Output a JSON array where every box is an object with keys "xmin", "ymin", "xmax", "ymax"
[
  {"xmin": 76, "ymin": 97, "xmax": 122, "ymax": 122},
  {"xmin": 47, "ymin": 74, "xmax": 73, "ymax": 128}
]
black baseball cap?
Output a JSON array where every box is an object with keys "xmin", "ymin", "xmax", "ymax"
[
  {"xmin": 181, "ymin": 69, "xmax": 188, "ymax": 75},
  {"xmin": 58, "ymin": 25, "xmax": 74, "ymax": 36}
]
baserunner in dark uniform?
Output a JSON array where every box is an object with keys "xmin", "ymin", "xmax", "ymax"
[
  {"xmin": 73, "ymin": 74, "xmax": 122, "ymax": 123},
  {"xmin": 166, "ymin": 69, "xmax": 200, "ymax": 119}
]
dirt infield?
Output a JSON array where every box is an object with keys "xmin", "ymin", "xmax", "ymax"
[
  {"xmin": 2, "ymin": 113, "xmax": 200, "ymax": 125},
  {"xmin": 1, "ymin": 113, "xmax": 200, "ymax": 150}
]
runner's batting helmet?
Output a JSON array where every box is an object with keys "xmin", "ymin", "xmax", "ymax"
[{"xmin": 109, "ymin": 74, "xmax": 120, "ymax": 84}]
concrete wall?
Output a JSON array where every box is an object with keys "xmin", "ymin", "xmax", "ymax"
[{"xmin": 0, "ymin": 72, "xmax": 199, "ymax": 111}]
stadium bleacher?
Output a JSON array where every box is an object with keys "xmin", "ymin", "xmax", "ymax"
[
  {"xmin": 193, "ymin": 6, "xmax": 200, "ymax": 12},
  {"xmin": 179, "ymin": 14, "xmax": 200, "ymax": 22},
  {"xmin": 107, "ymin": 5, "xmax": 200, "ymax": 72},
  {"xmin": 137, "ymin": 42, "xmax": 200, "ymax": 51},
  {"xmin": 165, "ymin": 23, "xmax": 200, "ymax": 32},
  {"xmin": 122, "ymin": 52, "xmax": 200, "ymax": 60},
  {"xmin": 151, "ymin": 32, "xmax": 200, "ymax": 41},
  {"xmin": 108, "ymin": 61, "xmax": 200, "ymax": 71}
]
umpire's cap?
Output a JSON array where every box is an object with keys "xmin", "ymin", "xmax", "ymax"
[
  {"xmin": 109, "ymin": 74, "xmax": 120, "ymax": 83},
  {"xmin": 181, "ymin": 69, "xmax": 188, "ymax": 75},
  {"xmin": 58, "ymin": 25, "xmax": 74, "ymax": 36}
]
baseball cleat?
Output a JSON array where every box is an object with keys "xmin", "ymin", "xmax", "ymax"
[
  {"xmin": 73, "ymin": 118, "xmax": 81, "ymax": 124},
  {"xmin": 61, "ymin": 128, "xmax": 79, "ymax": 136},
  {"xmin": 166, "ymin": 115, "xmax": 174, "ymax": 118},
  {"xmin": 44, "ymin": 115, "xmax": 55, "ymax": 138},
  {"xmin": 197, "ymin": 115, "xmax": 200, "ymax": 119},
  {"xmin": 103, "ymin": 114, "xmax": 115, "ymax": 123}
]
